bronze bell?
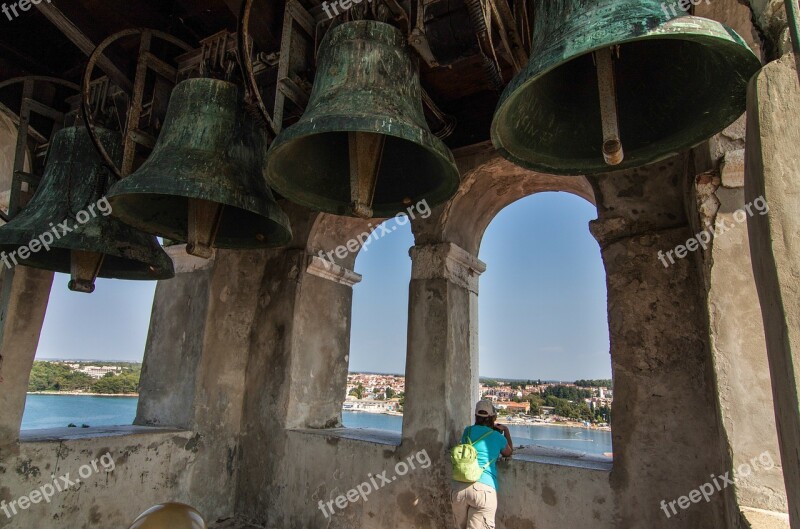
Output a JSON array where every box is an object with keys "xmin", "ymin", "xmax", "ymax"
[
  {"xmin": 0, "ymin": 126, "xmax": 174, "ymax": 293},
  {"xmin": 106, "ymin": 78, "xmax": 292, "ymax": 259},
  {"xmin": 491, "ymin": 0, "xmax": 762, "ymax": 175},
  {"xmin": 266, "ymin": 20, "xmax": 461, "ymax": 219}
]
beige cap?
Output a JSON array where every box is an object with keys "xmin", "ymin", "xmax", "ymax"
[{"xmin": 475, "ymin": 399, "xmax": 497, "ymax": 417}]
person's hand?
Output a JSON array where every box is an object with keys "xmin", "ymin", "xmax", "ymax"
[{"xmin": 493, "ymin": 423, "xmax": 509, "ymax": 433}]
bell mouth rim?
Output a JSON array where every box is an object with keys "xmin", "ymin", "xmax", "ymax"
[
  {"xmin": 104, "ymin": 190, "xmax": 293, "ymax": 250},
  {"xmin": 268, "ymin": 113, "xmax": 456, "ymax": 166},
  {"xmin": 496, "ymin": 15, "xmax": 760, "ymax": 119},
  {"xmin": 0, "ymin": 238, "xmax": 175, "ymax": 281},
  {"xmin": 490, "ymin": 17, "xmax": 762, "ymax": 176},
  {"xmin": 265, "ymin": 120, "xmax": 462, "ymax": 218}
]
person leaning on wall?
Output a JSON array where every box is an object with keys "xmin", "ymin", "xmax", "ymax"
[{"xmin": 450, "ymin": 400, "xmax": 513, "ymax": 529}]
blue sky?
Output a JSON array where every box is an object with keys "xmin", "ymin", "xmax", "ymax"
[{"xmin": 36, "ymin": 192, "xmax": 611, "ymax": 380}]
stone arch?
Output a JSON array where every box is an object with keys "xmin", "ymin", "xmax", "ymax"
[{"xmin": 414, "ymin": 144, "xmax": 596, "ymax": 256}]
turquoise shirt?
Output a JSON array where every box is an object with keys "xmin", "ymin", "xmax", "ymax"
[{"xmin": 461, "ymin": 425, "xmax": 508, "ymax": 490}]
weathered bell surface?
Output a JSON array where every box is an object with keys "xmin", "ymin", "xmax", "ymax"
[
  {"xmin": 266, "ymin": 21, "xmax": 461, "ymax": 218},
  {"xmin": 491, "ymin": 0, "xmax": 762, "ymax": 175},
  {"xmin": 107, "ymin": 78, "xmax": 292, "ymax": 258},
  {"xmin": 0, "ymin": 126, "xmax": 175, "ymax": 293}
]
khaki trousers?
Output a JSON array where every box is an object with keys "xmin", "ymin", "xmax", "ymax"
[{"xmin": 450, "ymin": 481, "xmax": 497, "ymax": 529}]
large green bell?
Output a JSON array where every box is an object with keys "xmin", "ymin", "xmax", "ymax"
[
  {"xmin": 266, "ymin": 21, "xmax": 461, "ymax": 218},
  {"xmin": 0, "ymin": 126, "xmax": 174, "ymax": 293},
  {"xmin": 107, "ymin": 78, "xmax": 292, "ymax": 258},
  {"xmin": 491, "ymin": 0, "xmax": 762, "ymax": 175}
]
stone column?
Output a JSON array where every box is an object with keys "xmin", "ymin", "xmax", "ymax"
[
  {"xmin": 136, "ymin": 246, "xmax": 268, "ymax": 520},
  {"xmin": 689, "ymin": 125, "xmax": 787, "ymax": 522},
  {"xmin": 136, "ymin": 247, "xmax": 213, "ymax": 428},
  {"xmin": 236, "ymin": 249, "xmax": 362, "ymax": 522},
  {"xmin": 745, "ymin": 52, "xmax": 800, "ymax": 528},
  {"xmin": 403, "ymin": 242, "xmax": 485, "ymax": 452},
  {"xmin": 0, "ymin": 267, "xmax": 53, "ymax": 447},
  {"xmin": 590, "ymin": 162, "xmax": 730, "ymax": 529}
]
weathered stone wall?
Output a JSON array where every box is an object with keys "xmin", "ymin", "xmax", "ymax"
[
  {"xmin": 745, "ymin": 52, "xmax": 800, "ymax": 529},
  {"xmin": 0, "ymin": 428, "xmax": 206, "ymax": 529},
  {"xmin": 589, "ymin": 158, "xmax": 732, "ymax": 529}
]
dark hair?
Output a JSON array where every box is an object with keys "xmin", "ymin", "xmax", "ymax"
[{"xmin": 475, "ymin": 415, "xmax": 495, "ymax": 427}]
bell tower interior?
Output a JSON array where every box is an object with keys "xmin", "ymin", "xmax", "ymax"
[{"xmin": 0, "ymin": 0, "xmax": 799, "ymax": 528}]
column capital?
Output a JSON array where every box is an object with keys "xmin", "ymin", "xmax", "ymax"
[
  {"xmin": 306, "ymin": 255, "xmax": 362, "ymax": 287},
  {"xmin": 410, "ymin": 242, "xmax": 486, "ymax": 294}
]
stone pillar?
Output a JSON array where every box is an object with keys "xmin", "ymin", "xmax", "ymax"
[
  {"xmin": 136, "ymin": 247, "xmax": 213, "ymax": 428},
  {"xmin": 0, "ymin": 267, "xmax": 53, "ymax": 447},
  {"xmin": 745, "ymin": 52, "xmax": 800, "ymax": 528},
  {"xmin": 690, "ymin": 126, "xmax": 787, "ymax": 521},
  {"xmin": 590, "ymin": 162, "xmax": 729, "ymax": 529},
  {"xmin": 236, "ymin": 249, "xmax": 361, "ymax": 522},
  {"xmin": 403, "ymin": 242, "xmax": 485, "ymax": 452},
  {"xmin": 136, "ymin": 246, "xmax": 268, "ymax": 520}
]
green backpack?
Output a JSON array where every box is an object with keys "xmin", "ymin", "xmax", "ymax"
[{"xmin": 451, "ymin": 427, "xmax": 496, "ymax": 483}]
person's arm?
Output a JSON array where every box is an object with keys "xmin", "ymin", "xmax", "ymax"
[{"xmin": 493, "ymin": 423, "xmax": 513, "ymax": 457}]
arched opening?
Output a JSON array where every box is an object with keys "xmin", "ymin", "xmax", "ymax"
[
  {"xmin": 343, "ymin": 215, "xmax": 414, "ymax": 434},
  {"xmin": 22, "ymin": 276, "xmax": 156, "ymax": 430},
  {"xmin": 478, "ymin": 192, "xmax": 612, "ymax": 461}
]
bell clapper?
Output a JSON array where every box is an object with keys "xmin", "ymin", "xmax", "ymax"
[
  {"xmin": 349, "ymin": 131, "xmax": 385, "ymax": 219},
  {"xmin": 187, "ymin": 198, "xmax": 224, "ymax": 259},
  {"xmin": 69, "ymin": 250, "xmax": 105, "ymax": 294},
  {"xmin": 595, "ymin": 47, "xmax": 624, "ymax": 166}
]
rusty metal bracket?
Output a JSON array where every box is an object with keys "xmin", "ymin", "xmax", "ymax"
[
  {"xmin": 409, "ymin": 0, "xmax": 440, "ymax": 68},
  {"xmin": 81, "ymin": 28, "xmax": 192, "ymax": 179},
  {"xmin": 239, "ymin": 0, "xmax": 280, "ymax": 136}
]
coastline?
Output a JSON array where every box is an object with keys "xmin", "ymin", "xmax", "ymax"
[
  {"xmin": 343, "ymin": 409, "xmax": 610, "ymax": 431},
  {"xmin": 27, "ymin": 391, "xmax": 139, "ymax": 397}
]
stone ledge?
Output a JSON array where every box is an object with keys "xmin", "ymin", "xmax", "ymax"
[
  {"xmin": 511, "ymin": 445, "xmax": 613, "ymax": 472},
  {"xmin": 741, "ymin": 507, "xmax": 790, "ymax": 529},
  {"xmin": 20, "ymin": 425, "xmax": 189, "ymax": 443},
  {"xmin": 306, "ymin": 255, "xmax": 362, "ymax": 287},
  {"xmin": 289, "ymin": 427, "xmax": 401, "ymax": 447}
]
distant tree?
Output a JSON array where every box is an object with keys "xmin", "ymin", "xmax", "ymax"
[
  {"xmin": 575, "ymin": 379, "xmax": 613, "ymax": 388},
  {"xmin": 91, "ymin": 372, "xmax": 139, "ymax": 394},
  {"xmin": 349, "ymin": 383, "xmax": 366, "ymax": 399},
  {"xmin": 385, "ymin": 387, "xmax": 396, "ymax": 399},
  {"xmin": 27, "ymin": 362, "xmax": 93, "ymax": 392},
  {"xmin": 594, "ymin": 405, "xmax": 612, "ymax": 424},
  {"xmin": 543, "ymin": 385, "xmax": 592, "ymax": 401},
  {"xmin": 523, "ymin": 394, "xmax": 544, "ymax": 416}
]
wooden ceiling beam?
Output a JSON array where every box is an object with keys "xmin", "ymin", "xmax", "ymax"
[
  {"xmin": 221, "ymin": 0, "xmax": 284, "ymax": 51},
  {"xmin": 33, "ymin": 1, "xmax": 132, "ymax": 92}
]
